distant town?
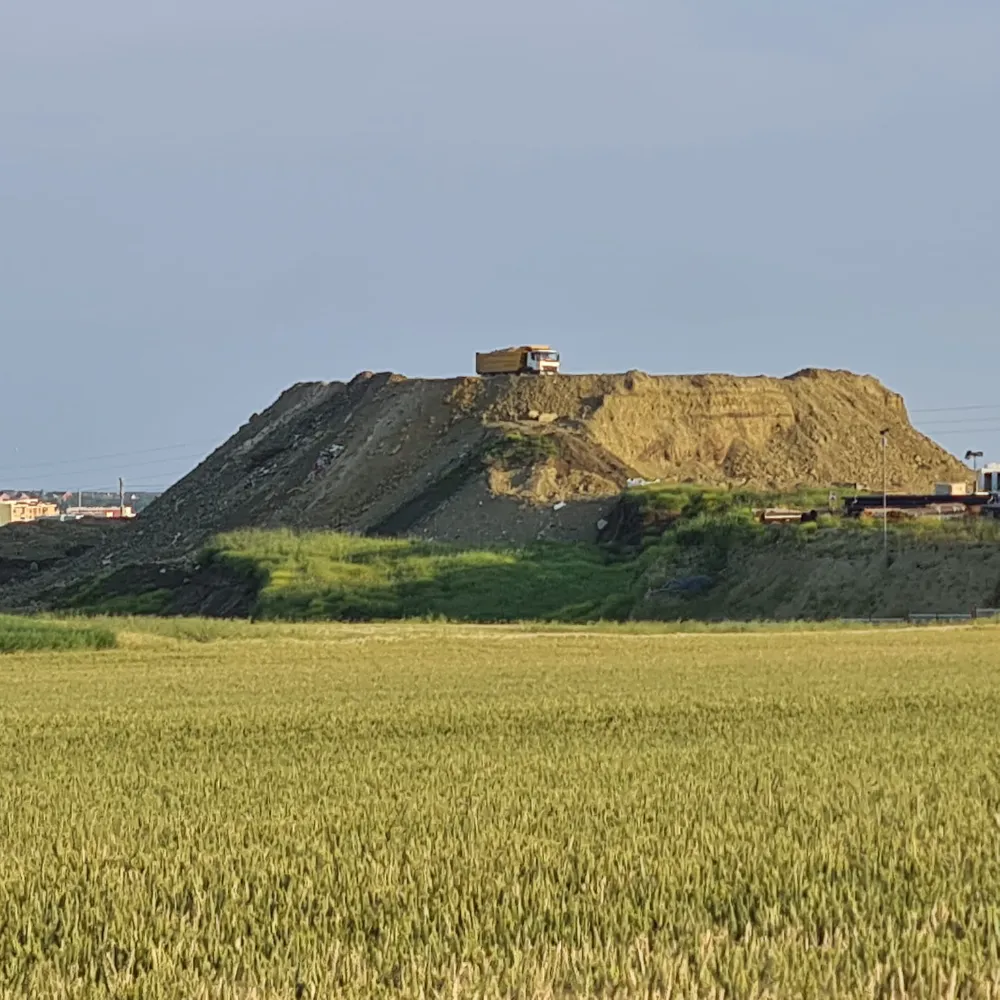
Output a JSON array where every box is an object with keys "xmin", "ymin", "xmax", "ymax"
[{"xmin": 0, "ymin": 490, "xmax": 160, "ymax": 527}]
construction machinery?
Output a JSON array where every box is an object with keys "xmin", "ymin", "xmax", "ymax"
[{"xmin": 476, "ymin": 346, "xmax": 560, "ymax": 376}]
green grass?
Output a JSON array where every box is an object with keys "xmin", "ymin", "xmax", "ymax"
[
  {"xmin": 74, "ymin": 613, "xmax": 968, "ymax": 643},
  {"xmin": 483, "ymin": 429, "xmax": 560, "ymax": 469},
  {"xmin": 205, "ymin": 530, "xmax": 644, "ymax": 622},
  {"xmin": 616, "ymin": 487, "xmax": 1000, "ymax": 620},
  {"xmin": 628, "ymin": 482, "xmax": 1000, "ymax": 533},
  {"xmin": 626, "ymin": 482, "xmax": 842, "ymax": 517},
  {"xmin": 639, "ymin": 517, "xmax": 1000, "ymax": 621},
  {"xmin": 67, "ymin": 588, "xmax": 174, "ymax": 616},
  {"xmin": 49, "ymin": 484, "xmax": 1000, "ymax": 626},
  {"xmin": 80, "ymin": 615, "xmax": 265, "ymax": 642},
  {"xmin": 164, "ymin": 509, "xmax": 1000, "ymax": 624},
  {"xmin": 2, "ymin": 623, "xmax": 1000, "ymax": 996},
  {"xmin": 0, "ymin": 613, "xmax": 116, "ymax": 653}
]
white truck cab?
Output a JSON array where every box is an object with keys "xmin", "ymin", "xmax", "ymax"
[{"xmin": 525, "ymin": 349, "xmax": 560, "ymax": 374}]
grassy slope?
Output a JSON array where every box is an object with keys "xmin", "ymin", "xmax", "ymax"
[
  {"xmin": 625, "ymin": 481, "xmax": 844, "ymax": 515},
  {"xmin": 629, "ymin": 486, "xmax": 1000, "ymax": 619},
  {"xmin": 640, "ymin": 521, "xmax": 1000, "ymax": 619},
  {"xmin": 3, "ymin": 623, "xmax": 1000, "ymax": 996},
  {"xmin": 59, "ymin": 485, "xmax": 1000, "ymax": 623},
  {"xmin": 204, "ymin": 492, "xmax": 1000, "ymax": 622},
  {"xmin": 208, "ymin": 529, "xmax": 640, "ymax": 622}
]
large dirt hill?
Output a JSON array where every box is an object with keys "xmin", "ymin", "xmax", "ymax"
[
  {"xmin": 0, "ymin": 368, "xmax": 969, "ymax": 607},
  {"xmin": 136, "ymin": 366, "xmax": 961, "ymax": 548}
]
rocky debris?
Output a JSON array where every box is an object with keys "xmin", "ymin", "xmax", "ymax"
[
  {"xmin": 0, "ymin": 520, "xmax": 119, "ymax": 587},
  {"xmin": 307, "ymin": 443, "xmax": 345, "ymax": 481}
]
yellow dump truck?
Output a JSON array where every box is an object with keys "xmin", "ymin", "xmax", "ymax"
[{"xmin": 475, "ymin": 346, "xmax": 561, "ymax": 376}]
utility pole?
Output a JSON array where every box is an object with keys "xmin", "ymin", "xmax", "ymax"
[
  {"xmin": 880, "ymin": 428, "xmax": 889, "ymax": 564},
  {"xmin": 966, "ymin": 450, "xmax": 983, "ymax": 491},
  {"xmin": 119, "ymin": 477, "xmax": 125, "ymax": 518}
]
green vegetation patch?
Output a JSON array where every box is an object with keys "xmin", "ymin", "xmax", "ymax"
[
  {"xmin": 617, "ymin": 481, "xmax": 1000, "ymax": 548},
  {"xmin": 45, "ymin": 484, "xmax": 1000, "ymax": 626},
  {"xmin": 67, "ymin": 587, "xmax": 174, "ymax": 616},
  {"xmin": 629, "ymin": 481, "xmax": 841, "ymax": 514},
  {"xmin": 205, "ymin": 529, "xmax": 643, "ymax": 622},
  {"xmin": 482, "ymin": 429, "xmax": 559, "ymax": 469},
  {"xmin": 202, "ymin": 490, "xmax": 1000, "ymax": 623},
  {"xmin": 0, "ymin": 614, "xmax": 117, "ymax": 653}
]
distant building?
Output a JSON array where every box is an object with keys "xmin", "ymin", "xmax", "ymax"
[
  {"xmin": 0, "ymin": 496, "xmax": 60, "ymax": 526},
  {"xmin": 935, "ymin": 482, "xmax": 969, "ymax": 496},
  {"xmin": 979, "ymin": 464, "xmax": 1000, "ymax": 493},
  {"xmin": 65, "ymin": 505, "xmax": 136, "ymax": 520}
]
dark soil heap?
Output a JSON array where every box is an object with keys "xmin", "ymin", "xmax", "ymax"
[
  {"xmin": 0, "ymin": 368, "xmax": 968, "ymax": 607},
  {"xmin": 0, "ymin": 520, "xmax": 120, "ymax": 586}
]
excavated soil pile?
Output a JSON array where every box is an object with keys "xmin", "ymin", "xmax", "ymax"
[
  {"xmin": 0, "ymin": 520, "xmax": 119, "ymax": 586},
  {"xmin": 0, "ymin": 367, "xmax": 968, "ymax": 608},
  {"xmin": 482, "ymin": 368, "xmax": 965, "ymax": 488}
]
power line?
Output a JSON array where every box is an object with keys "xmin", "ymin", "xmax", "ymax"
[
  {"xmin": 80, "ymin": 452, "xmax": 209, "ymax": 472},
  {"xmin": 917, "ymin": 417, "xmax": 1000, "ymax": 427},
  {"xmin": 0, "ymin": 453, "xmax": 211, "ymax": 485},
  {"xmin": 918, "ymin": 419, "xmax": 1000, "ymax": 429},
  {"xmin": 910, "ymin": 404, "xmax": 1000, "ymax": 414},
  {"xmin": 0, "ymin": 440, "xmax": 219, "ymax": 476},
  {"xmin": 926, "ymin": 427, "xmax": 1000, "ymax": 436}
]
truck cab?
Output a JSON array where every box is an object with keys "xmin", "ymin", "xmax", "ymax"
[{"xmin": 524, "ymin": 349, "xmax": 560, "ymax": 374}]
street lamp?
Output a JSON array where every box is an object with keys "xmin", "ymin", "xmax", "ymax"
[
  {"xmin": 880, "ymin": 428, "xmax": 889, "ymax": 563},
  {"xmin": 965, "ymin": 450, "xmax": 983, "ymax": 491}
]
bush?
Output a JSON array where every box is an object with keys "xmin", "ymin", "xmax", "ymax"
[
  {"xmin": 0, "ymin": 615, "xmax": 117, "ymax": 653},
  {"xmin": 483, "ymin": 431, "xmax": 559, "ymax": 470}
]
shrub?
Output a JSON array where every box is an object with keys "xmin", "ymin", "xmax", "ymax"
[
  {"xmin": 483, "ymin": 431, "xmax": 559, "ymax": 470},
  {"xmin": 0, "ymin": 615, "xmax": 117, "ymax": 653}
]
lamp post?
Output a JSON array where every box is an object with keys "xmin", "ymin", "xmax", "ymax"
[
  {"xmin": 965, "ymin": 450, "xmax": 983, "ymax": 491},
  {"xmin": 880, "ymin": 428, "xmax": 889, "ymax": 563}
]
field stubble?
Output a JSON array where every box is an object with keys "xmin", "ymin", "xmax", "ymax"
[{"xmin": 2, "ymin": 624, "xmax": 1000, "ymax": 998}]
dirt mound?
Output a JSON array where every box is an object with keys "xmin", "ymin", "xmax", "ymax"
[
  {"xmin": 132, "ymin": 367, "xmax": 966, "ymax": 547},
  {"xmin": 0, "ymin": 368, "xmax": 968, "ymax": 608},
  {"xmin": 0, "ymin": 520, "xmax": 119, "ymax": 586},
  {"xmin": 483, "ymin": 368, "xmax": 963, "ymax": 488}
]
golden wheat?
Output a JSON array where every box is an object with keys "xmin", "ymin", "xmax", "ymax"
[{"xmin": 1, "ymin": 623, "xmax": 998, "ymax": 998}]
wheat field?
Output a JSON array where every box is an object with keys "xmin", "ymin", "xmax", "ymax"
[{"xmin": 2, "ymin": 622, "xmax": 999, "ymax": 998}]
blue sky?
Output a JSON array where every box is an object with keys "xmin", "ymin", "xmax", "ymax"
[{"xmin": 2, "ymin": 1, "xmax": 998, "ymax": 490}]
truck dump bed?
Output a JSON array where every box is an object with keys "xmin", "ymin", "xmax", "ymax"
[{"xmin": 476, "ymin": 348, "xmax": 525, "ymax": 375}]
